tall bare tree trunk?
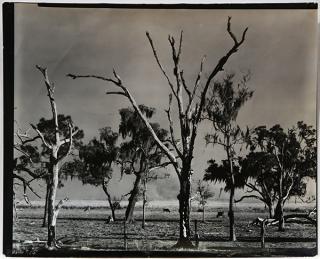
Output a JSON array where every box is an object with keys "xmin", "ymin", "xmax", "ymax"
[
  {"xmin": 35, "ymin": 65, "xmax": 72, "ymax": 249},
  {"xmin": 175, "ymin": 170, "xmax": 193, "ymax": 248},
  {"xmin": 125, "ymin": 173, "xmax": 143, "ymax": 223},
  {"xmin": 47, "ymin": 160, "xmax": 59, "ymax": 247},
  {"xmin": 42, "ymin": 182, "xmax": 49, "ymax": 227}
]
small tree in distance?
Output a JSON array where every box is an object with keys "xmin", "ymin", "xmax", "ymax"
[{"xmin": 194, "ymin": 180, "xmax": 214, "ymax": 222}]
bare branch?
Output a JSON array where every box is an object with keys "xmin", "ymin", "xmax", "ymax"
[
  {"xmin": 192, "ymin": 55, "xmax": 206, "ymax": 101},
  {"xmin": 60, "ymin": 128, "xmax": 80, "ymax": 145},
  {"xmin": 13, "ymin": 173, "xmax": 41, "ymax": 199},
  {"xmin": 227, "ymin": 16, "xmax": 249, "ymax": 46},
  {"xmin": 13, "ymin": 145, "xmax": 36, "ymax": 164},
  {"xmin": 67, "ymin": 73, "xmax": 119, "ymax": 86},
  {"xmin": 189, "ymin": 17, "xmax": 248, "ymax": 155},
  {"xmin": 146, "ymin": 32, "xmax": 177, "ymax": 99},
  {"xmin": 165, "ymin": 94, "xmax": 183, "ymax": 158},
  {"xmin": 30, "ymin": 124, "xmax": 52, "ymax": 149},
  {"xmin": 177, "ymin": 30, "xmax": 183, "ymax": 60},
  {"xmin": 55, "ymin": 197, "xmax": 69, "ymax": 212},
  {"xmin": 15, "ymin": 128, "xmax": 41, "ymax": 146},
  {"xmin": 149, "ymin": 161, "xmax": 173, "ymax": 172},
  {"xmin": 64, "ymin": 123, "xmax": 74, "ymax": 158},
  {"xmin": 227, "ymin": 16, "xmax": 238, "ymax": 45},
  {"xmin": 36, "ymin": 65, "xmax": 55, "ymax": 94},
  {"xmin": 106, "ymin": 91, "xmax": 127, "ymax": 97},
  {"xmin": 246, "ymin": 182, "xmax": 265, "ymax": 198},
  {"xmin": 180, "ymin": 71, "xmax": 191, "ymax": 99}
]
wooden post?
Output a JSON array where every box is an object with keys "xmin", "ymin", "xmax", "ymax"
[
  {"xmin": 124, "ymin": 220, "xmax": 127, "ymax": 250},
  {"xmin": 260, "ymin": 220, "xmax": 266, "ymax": 248},
  {"xmin": 194, "ymin": 219, "xmax": 199, "ymax": 248}
]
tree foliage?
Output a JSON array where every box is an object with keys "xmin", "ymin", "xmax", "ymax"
[
  {"xmin": 204, "ymin": 159, "xmax": 245, "ymax": 191},
  {"xmin": 77, "ymin": 127, "xmax": 118, "ymax": 186}
]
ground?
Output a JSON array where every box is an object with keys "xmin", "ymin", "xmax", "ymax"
[{"xmin": 12, "ymin": 201, "xmax": 317, "ymax": 256}]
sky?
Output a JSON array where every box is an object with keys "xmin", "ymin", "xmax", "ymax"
[{"xmin": 14, "ymin": 4, "xmax": 317, "ymax": 201}]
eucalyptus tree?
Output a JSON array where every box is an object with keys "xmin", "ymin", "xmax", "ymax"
[
  {"xmin": 21, "ymin": 66, "xmax": 84, "ymax": 248},
  {"xmin": 68, "ymin": 17, "xmax": 248, "ymax": 247},
  {"xmin": 245, "ymin": 122, "xmax": 316, "ymax": 231},
  {"xmin": 72, "ymin": 127, "xmax": 120, "ymax": 221},
  {"xmin": 118, "ymin": 105, "xmax": 169, "ymax": 223},
  {"xmin": 34, "ymin": 114, "xmax": 84, "ymax": 227},
  {"xmin": 203, "ymin": 73, "xmax": 253, "ymax": 241},
  {"xmin": 236, "ymin": 151, "xmax": 278, "ymax": 218}
]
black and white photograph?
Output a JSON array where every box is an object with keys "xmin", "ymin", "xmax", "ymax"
[{"xmin": 3, "ymin": 2, "xmax": 318, "ymax": 257}]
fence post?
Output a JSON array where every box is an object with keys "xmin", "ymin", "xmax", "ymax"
[
  {"xmin": 194, "ymin": 219, "xmax": 199, "ymax": 248},
  {"xmin": 260, "ymin": 220, "xmax": 266, "ymax": 248},
  {"xmin": 124, "ymin": 220, "xmax": 127, "ymax": 250}
]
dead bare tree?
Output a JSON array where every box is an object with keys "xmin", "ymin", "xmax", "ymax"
[
  {"xmin": 32, "ymin": 65, "xmax": 79, "ymax": 248},
  {"xmin": 68, "ymin": 17, "xmax": 248, "ymax": 247}
]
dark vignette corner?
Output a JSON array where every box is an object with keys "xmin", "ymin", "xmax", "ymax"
[{"xmin": 3, "ymin": 2, "xmax": 14, "ymax": 257}]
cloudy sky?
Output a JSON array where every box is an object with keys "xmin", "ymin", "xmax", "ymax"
[{"xmin": 14, "ymin": 4, "xmax": 317, "ymax": 201}]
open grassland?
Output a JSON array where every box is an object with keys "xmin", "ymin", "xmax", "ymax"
[{"xmin": 12, "ymin": 201, "xmax": 316, "ymax": 256}]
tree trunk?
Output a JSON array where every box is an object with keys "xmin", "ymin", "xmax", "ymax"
[
  {"xmin": 13, "ymin": 193, "xmax": 18, "ymax": 222},
  {"xmin": 267, "ymin": 201, "xmax": 274, "ymax": 219},
  {"xmin": 275, "ymin": 199, "xmax": 285, "ymax": 231},
  {"xmin": 47, "ymin": 160, "xmax": 59, "ymax": 248},
  {"xmin": 226, "ymin": 138, "xmax": 236, "ymax": 241},
  {"xmin": 125, "ymin": 173, "xmax": 143, "ymax": 223},
  {"xmin": 260, "ymin": 220, "xmax": 266, "ymax": 248},
  {"xmin": 174, "ymin": 172, "xmax": 194, "ymax": 248},
  {"xmin": 229, "ymin": 184, "xmax": 236, "ymax": 241},
  {"xmin": 42, "ymin": 182, "xmax": 49, "ymax": 227},
  {"xmin": 202, "ymin": 205, "xmax": 205, "ymax": 222},
  {"xmin": 142, "ymin": 191, "xmax": 146, "ymax": 229},
  {"xmin": 142, "ymin": 179, "xmax": 147, "ymax": 229},
  {"xmin": 102, "ymin": 181, "xmax": 116, "ymax": 221},
  {"xmin": 277, "ymin": 171, "xmax": 285, "ymax": 231}
]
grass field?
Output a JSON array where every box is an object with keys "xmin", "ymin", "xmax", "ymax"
[{"xmin": 12, "ymin": 200, "xmax": 317, "ymax": 256}]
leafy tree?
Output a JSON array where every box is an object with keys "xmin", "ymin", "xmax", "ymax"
[
  {"xmin": 236, "ymin": 151, "xmax": 278, "ymax": 218},
  {"xmin": 75, "ymin": 127, "xmax": 119, "ymax": 221},
  {"xmin": 245, "ymin": 122, "xmax": 316, "ymax": 230},
  {"xmin": 68, "ymin": 17, "xmax": 248, "ymax": 247},
  {"xmin": 203, "ymin": 72, "xmax": 253, "ymax": 241},
  {"xmin": 118, "ymin": 105, "xmax": 169, "ymax": 223}
]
